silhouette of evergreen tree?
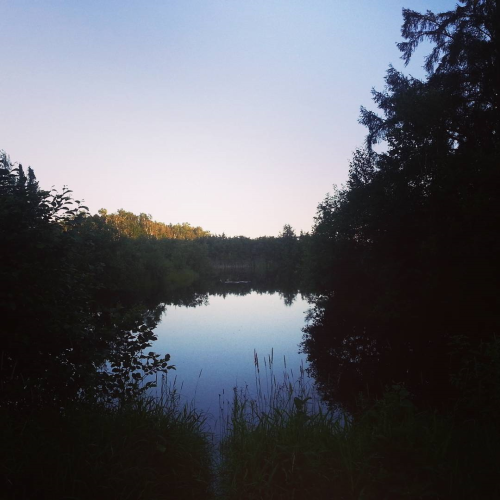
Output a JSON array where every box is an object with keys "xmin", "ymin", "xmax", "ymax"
[{"xmin": 305, "ymin": 0, "xmax": 500, "ymax": 410}]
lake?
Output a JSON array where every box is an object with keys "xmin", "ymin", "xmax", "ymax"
[{"xmin": 150, "ymin": 290, "xmax": 312, "ymax": 422}]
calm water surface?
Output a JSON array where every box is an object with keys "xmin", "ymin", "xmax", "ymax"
[{"xmin": 151, "ymin": 291, "xmax": 311, "ymax": 417}]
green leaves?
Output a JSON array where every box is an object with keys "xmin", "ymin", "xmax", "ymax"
[
  {"xmin": 0, "ymin": 152, "xmax": 176, "ymax": 410},
  {"xmin": 306, "ymin": 0, "xmax": 500, "ymax": 412}
]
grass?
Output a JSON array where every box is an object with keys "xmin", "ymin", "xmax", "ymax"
[
  {"xmin": 1, "ymin": 377, "xmax": 214, "ymax": 500},
  {"xmin": 216, "ymin": 352, "xmax": 500, "ymax": 500},
  {"xmin": 3, "ymin": 348, "xmax": 500, "ymax": 499},
  {"xmin": 217, "ymin": 351, "xmax": 352, "ymax": 499}
]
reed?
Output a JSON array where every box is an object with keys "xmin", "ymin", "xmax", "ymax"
[
  {"xmin": 3, "ymin": 348, "xmax": 499, "ymax": 499},
  {"xmin": 217, "ymin": 351, "xmax": 352, "ymax": 499},
  {"xmin": 217, "ymin": 353, "xmax": 500, "ymax": 500}
]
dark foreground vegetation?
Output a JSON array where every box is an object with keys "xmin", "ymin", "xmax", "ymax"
[{"xmin": 1, "ymin": 1, "xmax": 499, "ymax": 498}]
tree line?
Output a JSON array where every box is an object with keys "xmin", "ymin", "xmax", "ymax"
[
  {"xmin": 0, "ymin": 153, "xmax": 309, "ymax": 410},
  {"xmin": 97, "ymin": 208, "xmax": 210, "ymax": 240},
  {"xmin": 303, "ymin": 0, "xmax": 500, "ymax": 413}
]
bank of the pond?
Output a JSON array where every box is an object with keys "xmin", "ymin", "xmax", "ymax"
[
  {"xmin": 4, "ymin": 379, "xmax": 499, "ymax": 500},
  {"xmin": 218, "ymin": 384, "xmax": 500, "ymax": 500},
  {"xmin": 1, "ymin": 393, "xmax": 214, "ymax": 500}
]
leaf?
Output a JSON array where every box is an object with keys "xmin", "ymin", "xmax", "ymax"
[{"xmin": 156, "ymin": 443, "xmax": 167, "ymax": 453}]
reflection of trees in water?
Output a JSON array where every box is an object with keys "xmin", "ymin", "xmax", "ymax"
[
  {"xmin": 279, "ymin": 290, "xmax": 296, "ymax": 307},
  {"xmin": 90, "ymin": 301, "xmax": 172, "ymax": 403},
  {"xmin": 165, "ymin": 289, "xmax": 209, "ymax": 309},
  {"xmin": 301, "ymin": 293, "xmax": 452, "ymax": 412},
  {"xmin": 176, "ymin": 274, "xmax": 304, "ymax": 307}
]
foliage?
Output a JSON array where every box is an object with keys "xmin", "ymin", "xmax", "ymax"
[
  {"xmin": 1, "ymin": 386, "xmax": 214, "ymax": 500},
  {"xmin": 99, "ymin": 208, "xmax": 210, "ymax": 240},
  {"xmin": 450, "ymin": 335, "xmax": 500, "ymax": 423},
  {"xmin": 0, "ymin": 153, "xmax": 175, "ymax": 409},
  {"xmin": 0, "ymin": 152, "xmax": 96, "ymax": 407},
  {"xmin": 218, "ymin": 355, "xmax": 345, "ymax": 500},
  {"xmin": 305, "ymin": 0, "xmax": 500, "ymax": 409},
  {"xmin": 197, "ymin": 226, "xmax": 307, "ymax": 285},
  {"xmin": 219, "ymin": 371, "xmax": 500, "ymax": 500},
  {"xmin": 0, "ymin": 157, "xmax": 215, "ymax": 497}
]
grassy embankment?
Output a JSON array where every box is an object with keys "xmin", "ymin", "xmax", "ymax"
[
  {"xmin": 3, "ymin": 346, "xmax": 499, "ymax": 500},
  {"xmin": 1, "ymin": 383, "xmax": 213, "ymax": 500},
  {"xmin": 217, "ymin": 348, "xmax": 500, "ymax": 500}
]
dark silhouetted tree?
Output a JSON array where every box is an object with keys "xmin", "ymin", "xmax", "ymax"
[{"xmin": 305, "ymin": 0, "xmax": 500, "ymax": 409}]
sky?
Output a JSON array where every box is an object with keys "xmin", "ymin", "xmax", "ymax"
[{"xmin": 0, "ymin": 0, "xmax": 455, "ymax": 238}]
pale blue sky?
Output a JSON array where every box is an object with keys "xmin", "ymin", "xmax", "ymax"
[{"xmin": 0, "ymin": 0, "xmax": 454, "ymax": 237}]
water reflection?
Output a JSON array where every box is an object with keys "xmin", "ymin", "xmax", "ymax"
[
  {"xmin": 151, "ymin": 291, "xmax": 311, "ymax": 417},
  {"xmin": 301, "ymin": 293, "xmax": 453, "ymax": 412}
]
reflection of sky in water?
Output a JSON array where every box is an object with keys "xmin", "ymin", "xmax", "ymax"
[{"xmin": 150, "ymin": 292, "xmax": 311, "ymax": 418}]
